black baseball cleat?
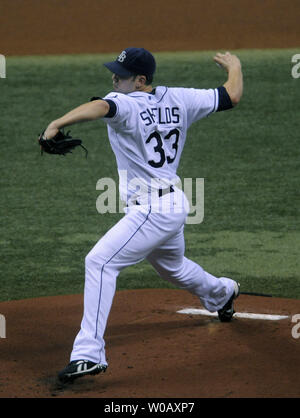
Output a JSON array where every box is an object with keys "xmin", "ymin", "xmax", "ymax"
[
  {"xmin": 58, "ymin": 360, "xmax": 107, "ymax": 383},
  {"xmin": 218, "ymin": 282, "xmax": 240, "ymax": 322}
]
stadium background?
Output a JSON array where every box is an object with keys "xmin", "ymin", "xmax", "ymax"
[{"xmin": 0, "ymin": 0, "xmax": 299, "ymax": 55}]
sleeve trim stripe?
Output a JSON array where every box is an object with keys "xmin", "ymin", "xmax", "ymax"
[
  {"xmin": 216, "ymin": 86, "xmax": 233, "ymax": 112},
  {"xmin": 104, "ymin": 99, "xmax": 118, "ymax": 118},
  {"xmin": 213, "ymin": 88, "xmax": 219, "ymax": 113}
]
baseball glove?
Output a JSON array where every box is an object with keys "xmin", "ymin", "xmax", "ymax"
[{"xmin": 38, "ymin": 130, "xmax": 88, "ymax": 157}]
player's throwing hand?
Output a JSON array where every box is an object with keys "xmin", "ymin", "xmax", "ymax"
[{"xmin": 214, "ymin": 51, "xmax": 241, "ymax": 72}]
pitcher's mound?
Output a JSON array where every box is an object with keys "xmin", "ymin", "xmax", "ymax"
[{"xmin": 0, "ymin": 289, "xmax": 300, "ymax": 398}]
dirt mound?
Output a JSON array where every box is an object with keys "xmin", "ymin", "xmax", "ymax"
[{"xmin": 0, "ymin": 289, "xmax": 299, "ymax": 398}]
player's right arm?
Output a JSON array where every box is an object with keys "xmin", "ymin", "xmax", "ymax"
[
  {"xmin": 213, "ymin": 52, "xmax": 243, "ymax": 106},
  {"xmin": 43, "ymin": 100, "xmax": 110, "ymax": 139}
]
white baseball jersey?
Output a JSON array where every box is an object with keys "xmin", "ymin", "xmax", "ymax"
[
  {"xmin": 102, "ymin": 86, "xmax": 219, "ymax": 202},
  {"xmin": 70, "ymin": 85, "xmax": 236, "ymax": 367}
]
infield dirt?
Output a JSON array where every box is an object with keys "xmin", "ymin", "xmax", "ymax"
[{"xmin": 1, "ymin": 289, "xmax": 300, "ymax": 398}]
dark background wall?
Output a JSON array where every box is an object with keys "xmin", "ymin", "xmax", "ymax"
[{"xmin": 0, "ymin": 0, "xmax": 299, "ymax": 56}]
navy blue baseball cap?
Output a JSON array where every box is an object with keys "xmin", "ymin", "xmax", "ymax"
[{"xmin": 104, "ymin": 47, "xmax": 156, "ymax": 79}]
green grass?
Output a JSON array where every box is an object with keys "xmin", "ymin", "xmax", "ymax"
[{"xmin": 1, "ymin": 49, "xmax": 300, "ymax": 301}]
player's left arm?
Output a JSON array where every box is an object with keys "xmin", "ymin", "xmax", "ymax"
[{"xmin": 43, "ymin": 100, "xmax": 110, "ymax": 139}]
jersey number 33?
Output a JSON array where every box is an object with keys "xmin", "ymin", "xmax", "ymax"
[{"xmin": 146, "ymin": 128, "xmax": 180, "ymax": 168}]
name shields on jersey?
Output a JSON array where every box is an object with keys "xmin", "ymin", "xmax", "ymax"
[{"xmin": 140, "ymin": 106, "xmax": 180, "ymax": 126}]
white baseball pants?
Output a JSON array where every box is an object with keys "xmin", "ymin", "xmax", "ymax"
[{"xmin": 70, "ymin": 188, "xmax": 236, "ymax": 365}]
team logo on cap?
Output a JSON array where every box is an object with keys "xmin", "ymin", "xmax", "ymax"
[{"xmin": 118, "ymin": 51, "xmax": 127, "ymax": 63}]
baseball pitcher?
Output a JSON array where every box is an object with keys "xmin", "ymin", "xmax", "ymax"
[{"xmin": 40, "ymin": 47, "xmax": 243, "ymax": 383}]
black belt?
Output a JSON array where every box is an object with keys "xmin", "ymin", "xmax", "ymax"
[
  {"xmin": 128, "ymin": 186, "xmax": 174, "ymax": 206},
  {"xmin": 159, "ymin": 185, "xmax": 174, "ymax": 197}
]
